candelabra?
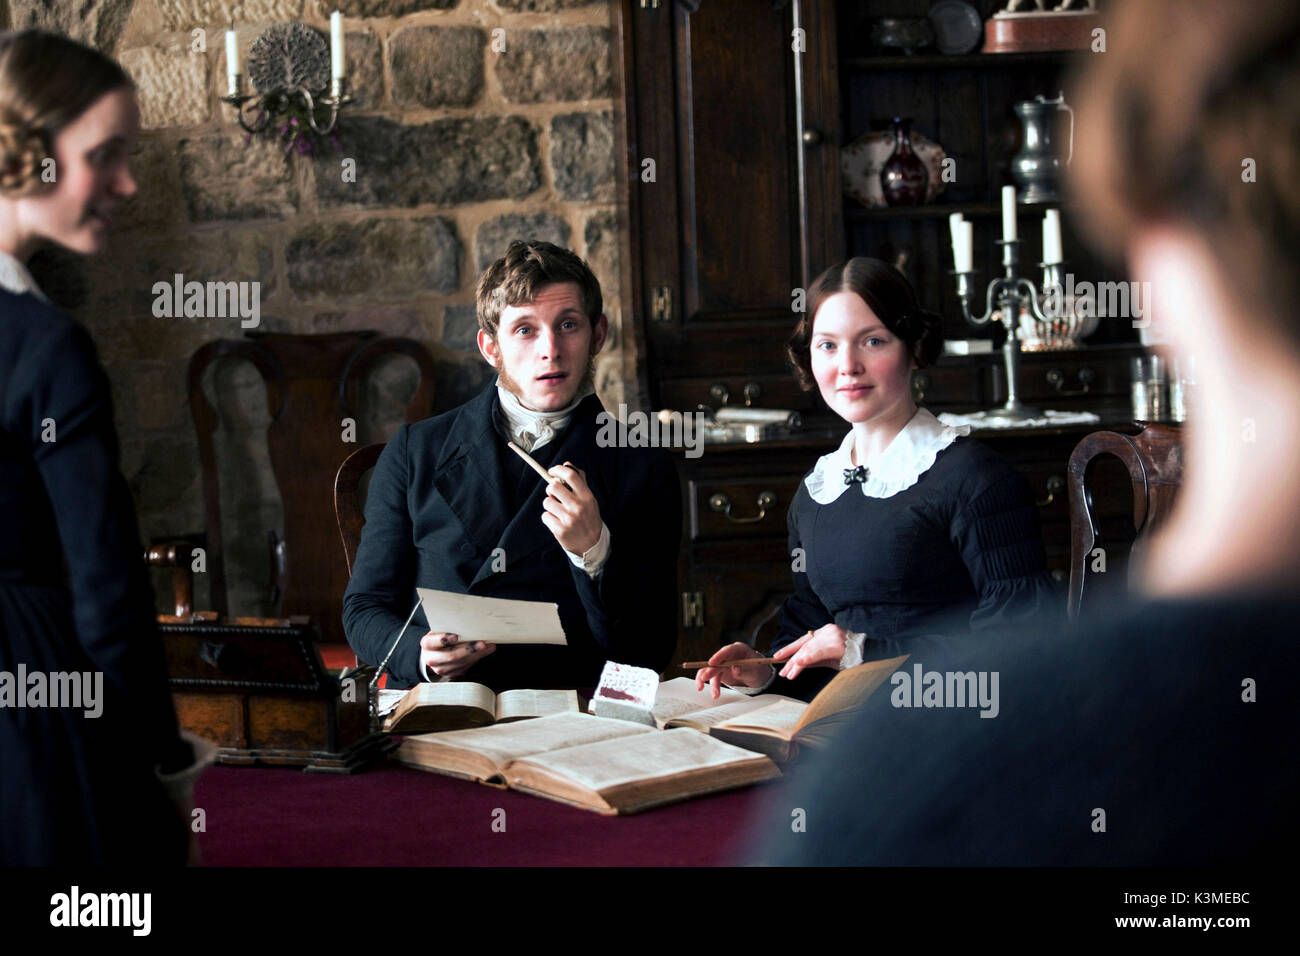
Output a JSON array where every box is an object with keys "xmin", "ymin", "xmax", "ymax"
[
  {"xmin": 951, "ymin": 239, "xmax": 1072, "ymax": 423},
  {"xmin": 223, "ymin": 73, "xmax": 353, "ymax": 137},
  {"xmin": 220, "ymin": 19, "xmax": 354, "ymax": 140}
]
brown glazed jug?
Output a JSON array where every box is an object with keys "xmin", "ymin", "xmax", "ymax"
[{"xmin": 881, "ymin": 116, "xmax": 928, "ymax": 207}]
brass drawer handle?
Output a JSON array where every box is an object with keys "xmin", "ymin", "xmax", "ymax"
[
  {"xmin": 1046, "ymin": 367, "xmax": 1095, "ymax": 396},
  {"xmin": 1037, "ymin": 475, "xmax": 1065, "ymax": 507},
  {"xmin": 709, "ymin": 491, "xmax": 777, "ymax": 524}
]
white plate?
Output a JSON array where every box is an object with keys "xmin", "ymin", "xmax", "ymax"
[{"xmin": 841, "ymin": 128, "xmax": 948, "ymax": 208}]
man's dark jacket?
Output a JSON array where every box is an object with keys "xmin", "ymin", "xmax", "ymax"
[{"xmin": 343, "ymin": 383, "xmax": 681, "ymax": 690}]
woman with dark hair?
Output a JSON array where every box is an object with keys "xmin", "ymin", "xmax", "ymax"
[
  {"xmin": 0, "ymin": 29, "xmax": 208, "ymax": 865},
  {"xmin": 697, "ymin": 257, "xmax": 1057, "ymax": 700}
]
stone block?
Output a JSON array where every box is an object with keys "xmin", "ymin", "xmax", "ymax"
[{"xmin": 495, "ymin": 27, "xmax": 612, "ymax": 104}]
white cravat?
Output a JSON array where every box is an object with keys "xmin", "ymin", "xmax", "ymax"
[{"xmin": 496, "ymin": 381, "xmax": 591, "ymax": 453}]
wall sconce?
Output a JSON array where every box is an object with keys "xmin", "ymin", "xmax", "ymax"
[{"xmin": 222, "ymin": 12, "xmax": 354, "ymax": 153}]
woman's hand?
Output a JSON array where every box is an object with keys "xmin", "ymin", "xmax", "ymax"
[
  {"xmin": 773, "ymin": 624, "xmax": 849, "ymax": 680},
  {"xmin": 419, "ymin": 632, "xmax": 495, "ymax": 681},
  {"xmin": 695, "ymin": 642, "xmax": 775, "ymax": 700}
]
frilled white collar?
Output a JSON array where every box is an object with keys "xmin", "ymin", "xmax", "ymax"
[
  {"xmin": 495, "ymin": 379, "xmax": 593, "ymax": 453},
  {"xmin": 0, "ymin": 249, "xmax": 49, "ymax": 302},
  {"xmin": 804, "ymin": 407, "xmax": 971, "ymax": 503}
]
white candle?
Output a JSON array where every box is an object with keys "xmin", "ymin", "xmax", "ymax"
[
  {"xmin": 948, "ymin": 212, "xmax": 965, "ymax": 259},
  {"xmin": 1001, "ymin": 185, "xmax": 1018, "ymax": 242},
  {"xmin": 226, "ymin": 29, "xmax": 240, "ymax": 79},
  {"xmin": 1042, "ymin": 208, "xmax": 1063, "ymax": 264},
  {"xmin": 331, "ymin": 11, "xmax": 346, "ymax": 80},
  {"xmin": 955, "ymin": 221, "xmax": 974, "ymax": 273}
]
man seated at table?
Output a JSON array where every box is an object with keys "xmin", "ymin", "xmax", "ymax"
[{"xmin": 343, "ymin": 241, "xmax": 680, "ymax": 690}]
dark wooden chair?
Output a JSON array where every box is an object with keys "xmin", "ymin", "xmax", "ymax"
[
  {"xmin": 334, "ymin": 442, "xmax": 386, "ymax": 577},
  {"xmin": 1066, "ymin": 423, "xmax": 1184, "ymax": 617},
  {"xmin": 147, "ymin": 331, "xmax": 434, "ymax": 650}
]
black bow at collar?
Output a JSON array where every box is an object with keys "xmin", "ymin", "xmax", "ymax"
[{"xmin": 843, "ymin": 465, "xmax": 869, "ymax": 485}]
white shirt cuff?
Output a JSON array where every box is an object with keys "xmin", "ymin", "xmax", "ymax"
[
  {"xmin": 839, "ymin": 631, "xmax": 867, "ymax": 670},
  {"xmin": 731, "ymin": 664, "xmax": 777, "ymax": 695},
  {"xmin": 566, "ymin": 522, "xmax": 610, "ymax": 579}
]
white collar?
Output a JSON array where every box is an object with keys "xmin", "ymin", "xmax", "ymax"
[
  {"xmin": 495, "ymin": 379, "xmax": 592, "ymax": 453},
  {"xmin": 804, "ymin": 407, "xmax": 971, "ymax": 503},
  {"xmin": 0, "ymin": 249, "xmax": 49, "ymax": 302}
]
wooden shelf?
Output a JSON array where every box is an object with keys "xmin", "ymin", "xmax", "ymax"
[
  {"xmin": 841, "ymin": 50, "xmax": 1082, "ymax": 72},
  {"xmin": 844, "ymin": 201, "xmax": 1063, "ymax": 223}
]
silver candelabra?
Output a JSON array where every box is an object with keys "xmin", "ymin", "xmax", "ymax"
[{"xmin": 952, "ymin": 239, "xmax": 1071, "ymax": 422}]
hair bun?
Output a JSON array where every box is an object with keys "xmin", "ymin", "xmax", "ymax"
[{"xmin": 0, "ymin": 108, "xmax": 48, "ymax": 196}]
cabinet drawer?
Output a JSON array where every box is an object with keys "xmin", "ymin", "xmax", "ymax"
[
  {"xmin": 688, "ymin": 475, "xmax": 802, "ymax": 542},
  {"xmin": 659, "ymin": 376, "xmax": 815, "ymax": 414},
  {"xmin": 1013, "ymin": 355, "xmax": 1133, "ymax": 404}
]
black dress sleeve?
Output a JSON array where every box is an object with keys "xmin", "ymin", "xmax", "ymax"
[
  {"xmin": 949, "ymin": 466, "xmax": 1061, "ymax": 630},
  {"xmin": 24, "ymin": 318, "xmax": 186, "ymax": 767},
  {"xmin": 772, "ymin": 489, "xmax": 834, "ymax": 655}
]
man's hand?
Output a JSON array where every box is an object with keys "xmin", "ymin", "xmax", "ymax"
[
  {"xmin": 540, "ymin": 461, "xmax": 602, "ymax": 556},
  {"xmin": 695, "ymin": 641, "xmax": 775, "ymax": 700},
  {"xmin": 772, "ymin": 623, "xmax": 849, "ymax": 680},
  {"xmin": 419, "ymin": 632, "xmax": 495, "ymax": 681}
]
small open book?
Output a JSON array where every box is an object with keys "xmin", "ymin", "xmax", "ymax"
[
  {"xmin": 396, "ymin": 712, "xmax": 779, "ymax": 814},
  {"xmin": 650, "ymin": 655, "xmax": 909, "ymax": 761},
  {"xmin": 380, "ymin": 683, "xmax": 579, "ymax": 735}
]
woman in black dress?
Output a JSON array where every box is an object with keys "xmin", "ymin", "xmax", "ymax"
[
  {"xmin": 0, "ymin": 30, "xmax": 202, "ymax": 865},
  {"xmin": 698, "ymin": 258, "xmax": 1058, "ymax": 699}
]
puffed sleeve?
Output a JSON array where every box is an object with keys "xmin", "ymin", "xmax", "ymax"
[
  {"xmin": 950, "ymin": 468, "xmax": 1061, "ymax": 630},
  {"xmin": 772, "ymin": 488, "xmax": 835, "ymax": 655}
]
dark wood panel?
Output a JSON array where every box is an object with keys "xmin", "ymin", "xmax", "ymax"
[{"xmin": 678, "ymin": 2, "xmax": 800, "ymax": 318}]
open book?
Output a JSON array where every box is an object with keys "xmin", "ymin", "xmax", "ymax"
[
  {"xmin": 396, "ymin": 712, "xmax": 779, "ymax": 814},
  {"xmin": 649, "ymin": 655, "xmax": 909, "ymax": 761},
  {"xmin": 381, "ymin": 683, "xmax": 579, "ymax": 735}
]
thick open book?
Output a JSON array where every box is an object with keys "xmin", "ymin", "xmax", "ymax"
[
  {"xmin": 396, "ymin": 712, "xmax": 779, "ymax": 814},
  {"xmin": 651, "ymin": 655, "xmax": 908, "ymax": 761},
  {"xmin": 381, "ymin": 683, "xmax": 579, "ymax": 735}
]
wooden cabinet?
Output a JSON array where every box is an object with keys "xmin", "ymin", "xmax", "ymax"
[{"xmin": 612, "ymin": 1, "xmax": 1146, "ymax": 673}]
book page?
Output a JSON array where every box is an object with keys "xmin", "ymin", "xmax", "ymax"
[
  {"xmin": 795, "ymin": 654, "xmax": 909, "ymax": 732},
  {"xmin": 417, "ymin": 587, "xmax": 566, "ymax": 645},
  {"xmin": 406, "ymin": 712, "xmax": 649, "ymax": 767},
  {"xmin": 376, "ymin": 688, "xmax": 406, "ymax": 717},
  {"xmin": 666, "ymin": 695, "xmax": 801, "ymax": 730},
  {"xmin": 495, "ymin": 689, "xmax": 580, "ymax": 722},
  {"xmin": 716, "ymin": 699, "xmax": 807, "ymax": 737},
  {"xmin": 512, "ymin": 728, "xmax": 764, "ymax": 793},
  {"xmin": 410, "ymin": 681, "xmax": 497, "ymax": 714},
  {"xmin": 649, "ymin": 677, "xmax": 747, "ymax": 726}
]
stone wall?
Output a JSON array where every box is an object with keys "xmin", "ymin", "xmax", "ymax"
[{"xmin": 9, "ymin": 0, "xmax": 633, "ymax": 617}]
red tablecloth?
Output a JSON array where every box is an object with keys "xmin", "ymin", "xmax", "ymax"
[{"xmin": 193, "ymin": 761, "xmax": 771, "ymax": 866}]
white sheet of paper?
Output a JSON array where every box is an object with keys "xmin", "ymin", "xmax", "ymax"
[{"xmin": 416, "ymin": 587, "xmax": 567, "ymax": 645}]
